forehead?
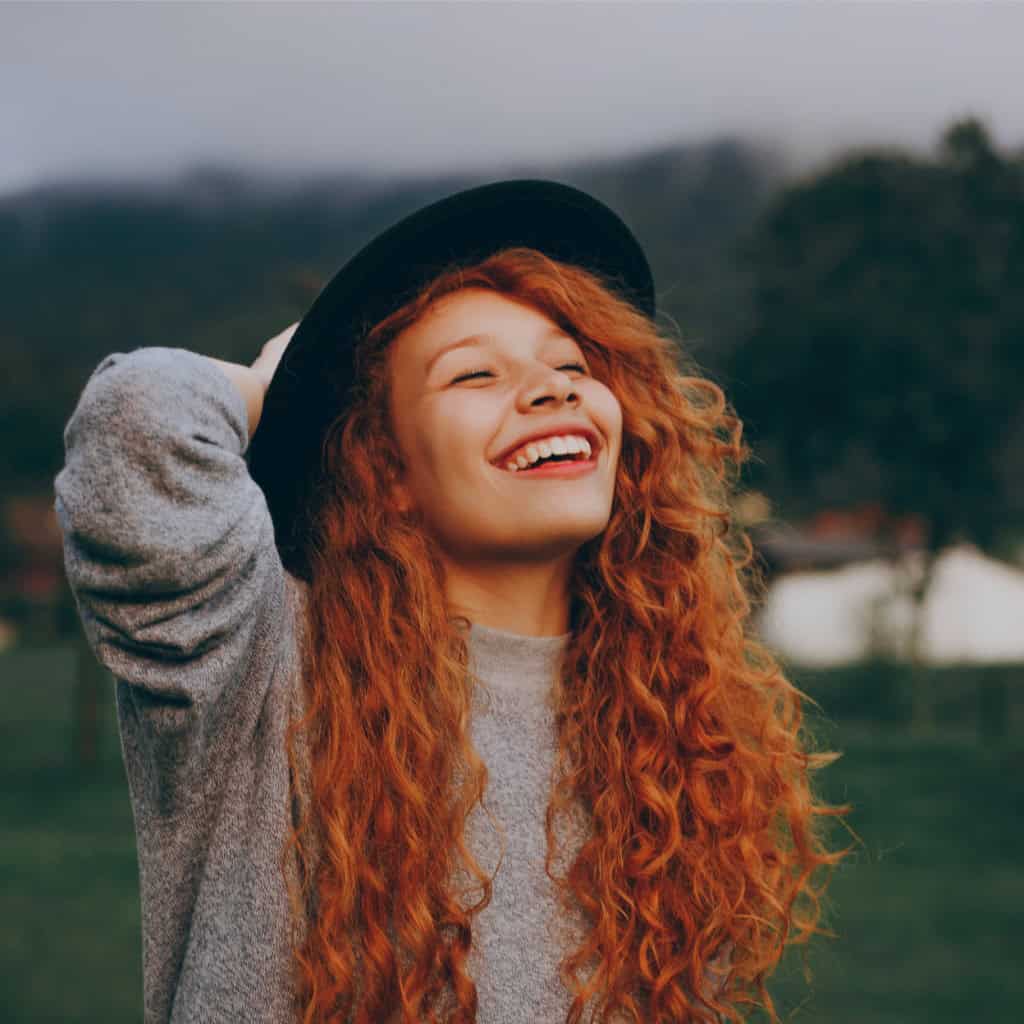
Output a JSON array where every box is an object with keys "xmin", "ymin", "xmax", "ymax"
[{"xmin": 396, "ymin": 288, "xmax": 561, "ymax": 354}]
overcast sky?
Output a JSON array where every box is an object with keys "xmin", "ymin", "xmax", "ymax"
[{"xmin": 3, "ymin": 0, "xmax": 1023, "ymax": 198}]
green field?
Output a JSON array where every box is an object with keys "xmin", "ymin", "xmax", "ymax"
[{"xmin": 2, "ymin": 645, "xmax": 1022, "ymax": 1023}]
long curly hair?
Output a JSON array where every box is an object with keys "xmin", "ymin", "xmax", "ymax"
[{"xmin": 279, "ymin": 246, "xmax": 853, "ymax": 1023}]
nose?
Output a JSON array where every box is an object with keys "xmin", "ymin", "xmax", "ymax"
[{"xmin": 518, "ymin": 365, "xmax": 580, "ymax": 410}]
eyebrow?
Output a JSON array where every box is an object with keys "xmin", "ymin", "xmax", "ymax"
[{"xmin": 425, "ymin": 325, "xmax": 575, "ymax": 377}]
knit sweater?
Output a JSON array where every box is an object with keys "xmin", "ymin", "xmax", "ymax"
[{"xmin": 54, "ymin": 346, "xmax": 727, "ymax": 1023}]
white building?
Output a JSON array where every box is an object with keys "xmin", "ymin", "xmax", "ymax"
[{"xmin": 756, "ymin": 543, "xmax": 1024, "ymax": 667}]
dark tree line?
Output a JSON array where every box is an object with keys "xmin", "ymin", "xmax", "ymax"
[
  {"xmin": 726, "ymin": 117, "xmax": 1023, "ymax": 557},
  {"xmin": 723, "ymin": 117, "xmax": 1023, "ymax": 729}
]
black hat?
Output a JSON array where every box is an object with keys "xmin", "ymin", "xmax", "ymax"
[{"xmin": 248, "ymin": 178, "xmax": 656, "ymax": 580}]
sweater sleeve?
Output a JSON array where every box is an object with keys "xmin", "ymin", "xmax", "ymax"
[{"xmin": 54, "ymin": 346, "xmax": 291, "ymax": 816}]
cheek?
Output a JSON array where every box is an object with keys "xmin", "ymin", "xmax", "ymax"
[
  {"xmin": 590, "ymin": 382, "xmax": 623, "ymax": 436},
  {"xmin": 407, "ymin": 434, "xmax": 467, "ymax": 487},
  {"xmin": 593, "ymin": 391, "xmax": 623, "ymax": 469}
]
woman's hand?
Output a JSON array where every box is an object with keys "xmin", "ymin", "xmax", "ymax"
[
  {"xmin": 250, "ymin": 321, "xmax": 300, "ymax": 390},
  {"xmin": 206, "ymin": 321, "xmax": 301, "ymax": 441}
]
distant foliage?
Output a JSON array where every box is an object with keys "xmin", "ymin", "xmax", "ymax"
[
  {"xmin": 725, "ymin": 117, "xmax": 1024, "ymax": 555},
  {"xmin": 2, "ymin": 140, "xmax": 783, "ymax": 497}
]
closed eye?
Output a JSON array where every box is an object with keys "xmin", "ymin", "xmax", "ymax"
[{"xmin": 452, "ymin": 362, "xmax": 588, "ymax": 384}]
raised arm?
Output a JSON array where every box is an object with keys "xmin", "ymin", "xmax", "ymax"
[{"xmin": 53, "ymin": 340, "xmax": 295, "ymax": 815}]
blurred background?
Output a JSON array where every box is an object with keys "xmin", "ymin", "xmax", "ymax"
[{"xmin": 3, "ymin": 2, "xmax": 1022, "ymax": 1021}]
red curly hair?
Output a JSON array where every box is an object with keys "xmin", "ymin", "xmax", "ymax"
[{"xmin": 279, "ymin": 247, "xmax": 853, "ymax": 1022}]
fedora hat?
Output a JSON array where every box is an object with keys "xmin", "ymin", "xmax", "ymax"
[{"xmin": 247, "ymin": 178, "xmax": 656, "ymax": 580}]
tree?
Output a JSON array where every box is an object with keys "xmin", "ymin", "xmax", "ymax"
[{"xmin": 725, "ymin": 117, "xmax": 1024, "ymax": 730}]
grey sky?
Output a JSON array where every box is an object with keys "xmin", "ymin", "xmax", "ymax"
[{"xmin": 3, "ymin": 0, "xmax": 1023, "ymax": 197}]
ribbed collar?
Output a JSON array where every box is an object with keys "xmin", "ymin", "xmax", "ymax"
[{"xmin": 463, "ymin": 619, "xmax": 571, "ymax": 699}]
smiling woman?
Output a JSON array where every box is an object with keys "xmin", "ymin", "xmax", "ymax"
[
  {"xmin": 280, "ymin": 237, "xmax": 852, "ymax": 1023},
  {"xmin": 55, "ymin": 180, "xmax": 852, "ymax": 1024}
]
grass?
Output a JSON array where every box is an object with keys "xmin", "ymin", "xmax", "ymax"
[
  {"xmin": 2, "ymin": 646, "xmax": 141, "ymax": 1023},
  {"xmin": 760, "ymin": 721, "xmax": 1023, "ymax": 1023},
  {"xmin": 1, "ymin": 646, "xmax": 1022, "ymax": 1022}
]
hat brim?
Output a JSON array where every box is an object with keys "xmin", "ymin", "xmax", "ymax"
[{"xmin": 248, "ymin": 178, "xmax": 655, "ymax": 580}]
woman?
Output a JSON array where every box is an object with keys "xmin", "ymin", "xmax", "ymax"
[{"xmin": 55, "ymin": 180, "xmax": 850, "ymax": 1023}]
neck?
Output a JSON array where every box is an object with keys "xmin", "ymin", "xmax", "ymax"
[{"xmin": 444, "ymin": 554, "xmax": 573, "ymax": 637}]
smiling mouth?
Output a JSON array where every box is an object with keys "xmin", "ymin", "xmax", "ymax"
[
  {"xmin": 491, "ymin": 428, "xmax": 602, "ymax": 470},
  {"xmin": 495, "ymin": 452, "xmax": 599, "ymax": 476}
]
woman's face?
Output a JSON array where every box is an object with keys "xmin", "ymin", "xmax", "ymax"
[{"xmin": 386, "ymin": 287, "xmax": 622, "ymax": 567}]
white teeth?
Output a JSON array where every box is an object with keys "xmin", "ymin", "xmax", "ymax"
[{"xmin": 501, "ymin": 434, "xmax": 595, "ymax": 472}]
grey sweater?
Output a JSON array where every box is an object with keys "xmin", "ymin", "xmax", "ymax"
[{"xmin": 55, "ymin": 347, "xmax": 727, "ymax": 1023}]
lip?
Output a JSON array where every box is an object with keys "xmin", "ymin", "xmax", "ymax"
[
  {"xmin": 491, "ymin": 424, "xmax": 602, "ymax": 467},
  {"xmin": 496, "ymin": 454, "xmax": 599, "ymax": 479}
]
